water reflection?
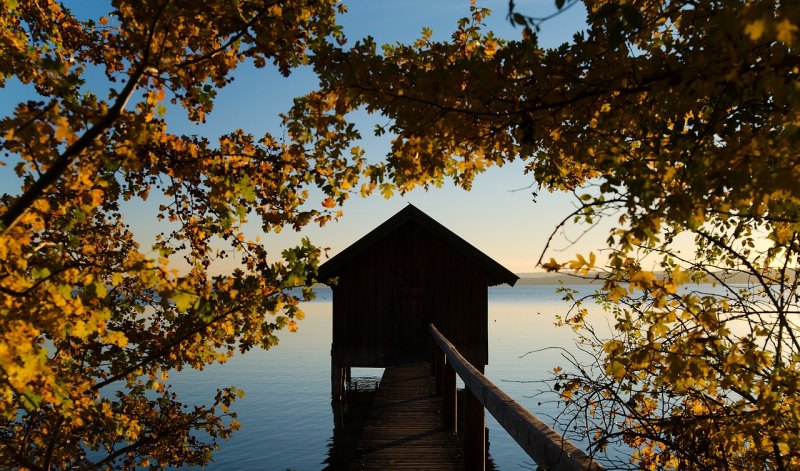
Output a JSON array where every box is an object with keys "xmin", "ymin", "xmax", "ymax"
[{"xmin": 324, "ymin": 376, "xmax": 380, "ymax": 470}]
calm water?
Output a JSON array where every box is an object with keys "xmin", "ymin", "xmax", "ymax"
[{"xmin": 168, "ymin": 284, "xmax": 603, "ymax": 470}]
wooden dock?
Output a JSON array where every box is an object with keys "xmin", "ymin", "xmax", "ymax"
[{"xmin": 348, "ymin": 362, "xmax": 464, "ymax": 470}]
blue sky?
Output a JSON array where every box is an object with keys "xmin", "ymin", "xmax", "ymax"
[
  {"xmin": 250, "ymin": 0, "xmax": 595, "ymax": 274},
  {"xmin": 261, "ymin": 0, "xmax": 595, "ymax": 273},
  {"xmin": 2, "ymin": 1, "xmax": 603, "ymax": 274}
]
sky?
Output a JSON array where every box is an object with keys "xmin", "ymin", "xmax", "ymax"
[
  {"xmin": 265, "ymin": 0, "xmax": 598, "ymax": 273},
  {"xmin": 1, "ymin": 0, "xmax": 605, "ymax": 274},
  {"xmin": 220, "ymin": 0, "xmax": 596, "ymax": 274}
]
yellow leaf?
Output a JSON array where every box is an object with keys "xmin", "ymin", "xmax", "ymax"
[
  {"xmin": 111, "ymin": 273, "xmax": 124, "ymax": 286},
  {"xmin": 776, "ymin": 19, "xmax": 798, "ymax": 44},
  {"xmin": 93, "ymin": 281, "xmax": 107, "ymax": 299},
  {"xmin": 102, "ymin": 330, "xmax": 128, "ymax": 347},
  {"xmin": 745, "ymin": 19, "xmax": 767, "ymax": 41},
  {"xmin": 54, "ymin": 118, "xmax": 71, "ymax": 142},
  {"xmin": 607, "ymin": 285, "xmax": 627, "ymax": 302},
  {"xmin": 607, "ymin": 360, "xmax": 627, "ymax": 379},
  {"xmin": 88, "ymin": 188, "xmax": 104, "ymax": 206}
]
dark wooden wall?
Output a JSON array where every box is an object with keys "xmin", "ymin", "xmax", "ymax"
[{"xmin": 331, "ymin": 221, "xmax": 489, "ymax": 368}]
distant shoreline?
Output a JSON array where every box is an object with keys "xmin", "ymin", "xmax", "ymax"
[
  {"xmin": 513, "ymin": 273, "xmax": 605, "ymax": 286},
  {"xmin": 514, "ymin": 270, "xmax": 760, "ymax": 286},
  {"xmin": 311, "ymin": 273, "xmax": 605, "ymax": 288},
  {"xmin": 312, "ymin": 271, "xmax": 760, "ymax": 289}
]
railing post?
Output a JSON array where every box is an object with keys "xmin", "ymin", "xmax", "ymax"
[
  {"xmin": 442, "ymin": 360, "xmax": 456, "ymax": 429},
  {"xmin": 463, "ymin": 378, "xmax": 486, "ymax": 470}
]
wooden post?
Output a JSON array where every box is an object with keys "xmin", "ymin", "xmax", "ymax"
[
  {"xmin": 331, "ymin": 352, "xmax": 344, "ymax": 402},
  {"xmin": 331, "ymin": 365, "xmax": 342, "ymax": 401},
  {"xmin": 463, "ymin": 387, "xmax": 485, "ymax": 471},
  {"xmin": 331, "ymin": 392, "xmax": 344, "ymax": 431},
  {"xmin": 442, "ymin": 360, "xmax": 456, "ymax": 429}
]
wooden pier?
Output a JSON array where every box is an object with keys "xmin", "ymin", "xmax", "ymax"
[
  {"xmin": 348, "ymin": 362, "xmax": 463, "ymax": 470},
  {"xmin": 340, "ymin": 327, "xmax": 606, "ymax": 471}
]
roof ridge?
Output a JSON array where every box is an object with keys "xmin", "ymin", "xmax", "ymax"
[{"xmin": 317, "ymin": 206, "xmax": 518, "ymax": 287}]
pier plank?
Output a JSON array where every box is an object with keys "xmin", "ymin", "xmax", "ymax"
[{"xmin": 349, "ymin": 362, "xmax": 464, "ymax": 470}]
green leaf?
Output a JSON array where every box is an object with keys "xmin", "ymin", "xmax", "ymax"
[
  {"xmin": 31, "ymin": 267, "xmax": 51, "ymax": 280},
  {"xmin": 20, "ymin": 390, "xmax": 42, "ymax": 411},
  {"xmin": 172, "ymin": 290, "xmax": 197, "ymax": 312}
]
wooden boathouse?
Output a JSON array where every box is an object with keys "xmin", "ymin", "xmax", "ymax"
[
  {"xmin": 317, "ymin": 204, "xmax": 518, "ymax": 387},
  {"xmin": 318, "ymin": 205, "xmax": 604, "ymax": 470}
]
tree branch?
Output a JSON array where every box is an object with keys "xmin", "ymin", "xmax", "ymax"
[{"xmin": 0, "ymin": 62, "xmax": 147, "ymax": 236}]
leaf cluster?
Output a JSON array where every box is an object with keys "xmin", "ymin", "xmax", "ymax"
[
  {"xmin": 288, "ymin": 1, "xmax": 800, "ymax": 469},
  {"xmin": 0, "ymin": 1, "xmax": 359, "ymax": 469}
]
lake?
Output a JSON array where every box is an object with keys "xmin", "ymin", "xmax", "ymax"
[{"xmin": 168, "ymin": 284, "xmax": 603, "ymax": 469}]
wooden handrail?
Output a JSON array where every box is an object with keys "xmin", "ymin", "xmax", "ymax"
[{"xmin": 429, "ymin": 324, "xmax": 605, "ymax": 471}]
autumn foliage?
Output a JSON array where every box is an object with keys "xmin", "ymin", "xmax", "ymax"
[
  {"xmin": 3, "ymin": 0, "xmax": 800, "ymax": 469},
  {"xmin": 287, "ymin": 1, "xmax": 800, "ymax": 469},
  {"xmin": 0, "ymin": 0, "xmax": 361, "ymax": 468}
]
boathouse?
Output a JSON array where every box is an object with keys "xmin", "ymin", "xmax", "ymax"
[{"xmin": 318, "ymin": 204, "xmax": 518, "ymax": 394}]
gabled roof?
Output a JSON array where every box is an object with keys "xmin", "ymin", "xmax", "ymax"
[{"xmin": 318, "ymin": 204, "xmax": 518, "ymax": 287}]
